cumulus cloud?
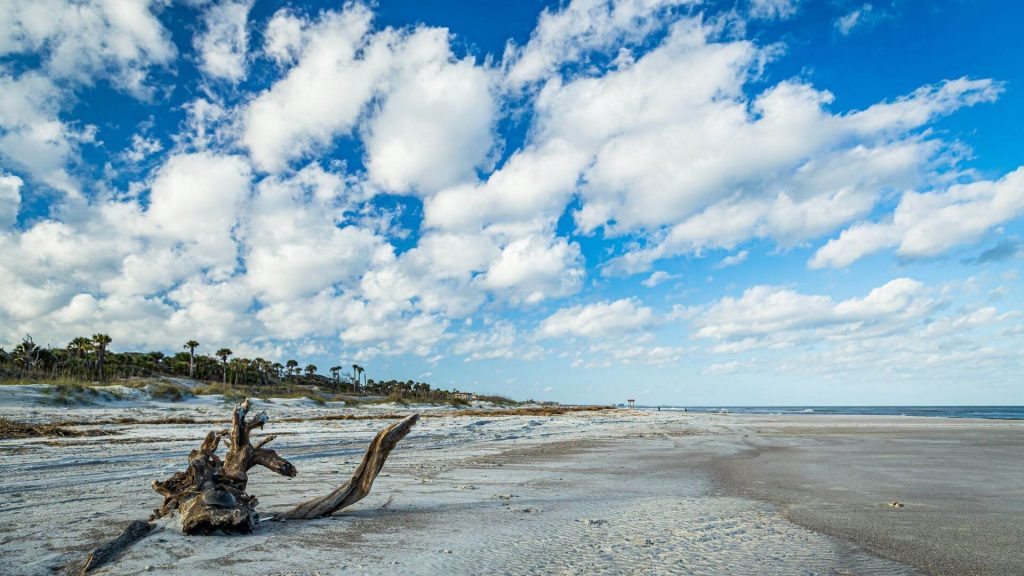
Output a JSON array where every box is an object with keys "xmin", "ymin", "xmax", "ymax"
[
  {"xmin": 0, "ymin": 153, "xmax": 254, "ymax": 348},
  {"xmin": 642, "ymin": 270, "xmax": 679, "ymax": 287},
  {"xmin": 690, "ymin": 278, "xmax": 937, "ymax": 352},
  {"xmin": 0, "ymin": 72, "xmax": 91, "ymax": 196},
  {"xmin": 243, "ymin": 5, "xmax": 383, "ymax": 172},
  {"xmin": 715, "ymin": 250, "xmax": 748, "ymax": 269},
  {"xmin": 263, "ymin": 9, "xmax": 305, "ymax": 66},
  {"xmin": 246, "ymin": 7, "xmax": 499, "ymax": 180},
  {"xmin": 540, "ymin": 298, "xmax": 656, "ymax": 338},
  {"xmin": 416, "ymin": 140, "xmax": 591, "ymax": 308},
  {"xmin": 576, "ymin": 340, "xmax": 687, "ymax": 367},
  {"xmin": 0, "ymin": 0, "xmax": 176, "ymax": 195},
  {"xmin": 748, "ymin": 0, "xmax": 799, "ymax": 20},
  {"xmin": 363, "ymin": 27, "xmax": 497, "ymax": 195},
  {"xmin": 477, "ymin": 235, "xmax": 585, "ymax": 304},
  {"xmin": 504, "ymin": 0, "xmax": 696, "ymax": 86},
  {"xmin": 243, "ymin": 165, "xmax": 384, "ymax": 301},
  {"xmin": 453, "ymin": 320, "xmax": 544, "ymax": 361},
  {"xmin": 511, "ymin": 7, "xmax": 1003, "ymax": 276},
  {"xmin": 0, "ymin": 0, "xmax": 175, "ymax": 96},
  {"xmin": 552, "ymin": 33, "xmax": 1001, "ymax": 274},
  {"xmin": 424, "ymin": 140, "xmax": 586, "ymax": 233},
  {"xmin": 195, "ymin": 0, "xmax": 254, "ymax": 82},
  {"xmin": 692, "ymin": 280, "xmax": 1023, "ymax": 382},
  {"xmin": 835, "ymin": 4, "xmax": 875, "ymax": 36},
  {"xmin": 0, "ymin": 172, "xmax": 23, "ymax": 228},
  {"xmin": 811, "ymin": 167, "xmax": 1024, "ymax": 268}
]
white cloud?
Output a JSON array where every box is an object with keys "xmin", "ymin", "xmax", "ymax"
[
  {"xmin": 424, "ymin": 139, "xmax": 587, "ymax": 233},
  {"xmin": 835, "ymin": 4, "xmax": 873, "ymax": 36},
  {"xmin": 541, "ymin": 298, "xmax": 656, "ymax": 338},
  {"xmin": 0, "ymin": 0, "xmax": 175, "ymax": 96},
  {"xmin": 811, "ymin": 167, "xmax": 1024, "ymax": 268},
  {"xmin": 0, "ymin": 172, "xmax": 23, "ymax": 228},
  {"xmin": 122, "ymin": 133, "xmax": 163, "ymax": 163},
  {"xmin": 246, "ymin": 7, "xmax": 500, "ymax": 182},
  {"xmin": 572, "ymin": 339, "xmax": 686, "ymax": 367},
  {"xmin": 243, "ymin": 165, "xmax": 385, "ymax": 302},
  {"xmin": 0, "ymin": 72, "xmax": 90, "ymax": 196},
  {"xmin": 263, "ymin": 9, "xmax": 305, "ymax": 66},
  {"xmin": 363, "ymin": 27, "xmax": 497, "ymax": 195},
  {"xmin": 514, "ymin": 9, "xmax": 1004, "ymax": 277},
  {"xmin": 749, "ymin": 0, "xmax": 799, "ymax": 20},
  {"xmin": 477, "ymin": 235, "xmax": 585, "ymax": 304},
  {"xmin": 703, "ymin": 361, "xmax": 739, "ymax": 375},
  {"xmin": 552, "ymin": 30, "xmax": 1001, "ymax": 274},
  {"xmin": 0, "ymin": 0, "xmax": 179, "ymax": 194},
  {"xmin": 195, "ymin": 0, "xmax": 254, "ymax": 82},
  {"xmin": 692, "ymin": 279, "xmax": 1024, "ymax": 383},
  {"xmin": 715, "ymin": 250, "xmax": 748, "ymax": 269},
  {"xmin": 690, "ymin": 278, "xmax": 936, "ymax": 352},
  {"xmin": 145, "ymin": 152, "xmax": 251, "ymax": 274},
  {"xmin": 242, "ymin": 4, "xmax": 384, "ymax": 172},
  {"xmin": 642, "ymin": 270, "xmax": 679, "ymax": 287},
  {"xmin": 504, "ymin": 0, "xmax": 696, "ymax": 86},
  {"xmin": 453, "ymin": 320, "xmax": 544, "ymax": 361}
]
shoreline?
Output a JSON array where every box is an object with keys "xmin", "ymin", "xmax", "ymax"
[{"xmin": 1, "ymin": 405, "xmax": 1020, "ymax": 574}]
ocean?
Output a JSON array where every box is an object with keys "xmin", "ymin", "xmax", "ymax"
[{"xmin": 647, "ymin": 406, "xmax": 1024, "ymax": 420}]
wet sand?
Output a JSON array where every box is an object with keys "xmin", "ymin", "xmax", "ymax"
[
  {"xmin": 697, "ymin": 415, "xmax": 1024, "ymax": 575},
  {"xmin": 0, "ymin": 394, "xmax": 1020, "ymax": 575}
]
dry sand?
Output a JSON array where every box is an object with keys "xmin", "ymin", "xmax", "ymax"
[{"xmin": 0, "ymin": 390, "xmax": 1020, "ymax": 575}]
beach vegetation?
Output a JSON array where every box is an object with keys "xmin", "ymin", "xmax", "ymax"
[{"xmin": 0, "ymin": 333, "xmax": 520, "ymax": 405}]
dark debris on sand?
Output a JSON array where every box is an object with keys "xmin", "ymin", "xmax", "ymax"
[{"xmin": 0, "ymin": 417, "xmax": 111, "ymax": 439}]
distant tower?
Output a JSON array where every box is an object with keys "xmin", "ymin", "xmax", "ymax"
[{"xmin": 627, "ymin": 399, "xmax": 636, "ymax": 409}]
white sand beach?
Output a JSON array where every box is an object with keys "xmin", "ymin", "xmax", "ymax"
[{"xmin": 1, "ymin": 390, "xmax": 1021, "ymax": 575}]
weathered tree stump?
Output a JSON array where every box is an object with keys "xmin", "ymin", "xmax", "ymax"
[
  {"xmin": 63, "ymin": 399, "xmax": 418, "ymax": 573},
  {"xmin": 150, "ymin": 398, "xmax": 295, "ymax": 534},
  {"xmin": 150, "ymin": 398, "xmax": 418, "ymax": 534}
]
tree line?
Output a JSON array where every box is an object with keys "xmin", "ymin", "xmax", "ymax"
[{"xmin": 0, "ymin": 334, "xmax": 477, "ymax": 401}]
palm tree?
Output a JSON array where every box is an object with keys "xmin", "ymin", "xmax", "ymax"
[
  {"xmin": 92, "ymin": 334, "xmax": 112, "ymax": 380},
  {"xmin": 216, "ymin": 348, "xmax": 232, "ymax": 384},
  {"xmin": 305, "ymin": 364, "xmax": 317, "ymax": 377},
  {"xmin": 67, "ymin": 337, "xmax": 93, "ymax": 359},
  {"xmin": 184, "ymin": 340, "xmax": 200, "ymax": 378},
  {"xmin": 253, "ymin": 358, "xmax": 269, "ymax": 386},
  {"xmin": 329, "ymin": 366, "xmax": 340, "ymax": 386},
  {"xmin": 351, "ymin": 364, "xmax": 363, "ymax": 394},
  {"xmin": 286, "ymin": 359, "xmax": 299, "ymax": 381}
]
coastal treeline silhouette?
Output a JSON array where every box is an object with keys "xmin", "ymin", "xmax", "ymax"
[{"xmin": 0, "ymin": 334, "xmax": 487, "ymax": 403}]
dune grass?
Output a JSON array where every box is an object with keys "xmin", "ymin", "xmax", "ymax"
[
  {"xmin": 0, "ymin": 375, "xmax": 99, "ymax": 386},
  {"xmin": 120, "ymin": 379, "xmax": 193, "ymax": 401}
]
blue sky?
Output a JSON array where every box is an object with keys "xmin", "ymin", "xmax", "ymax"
[{"xmin": 1, "ymin": 0, "xmax": 1022, "ymax": 405}]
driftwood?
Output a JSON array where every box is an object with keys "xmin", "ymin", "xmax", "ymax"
[
  {"xmin": 61, "ymin": 520, "xmax": 155, "ymax": 575},
  {"xmin": 152, "ymin": 398, "xmax": 419, "ymax": 532},
  {"xmin": 279, "ymin": 412, "xmax": 419, "ymax": 519},
  {"xmin": 150, "ymin": 398, "xmax": 297, "ymax": 534},
  {"xmin": 64, "ymin": 399, "xmax": 418, "ymax": 573}
]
